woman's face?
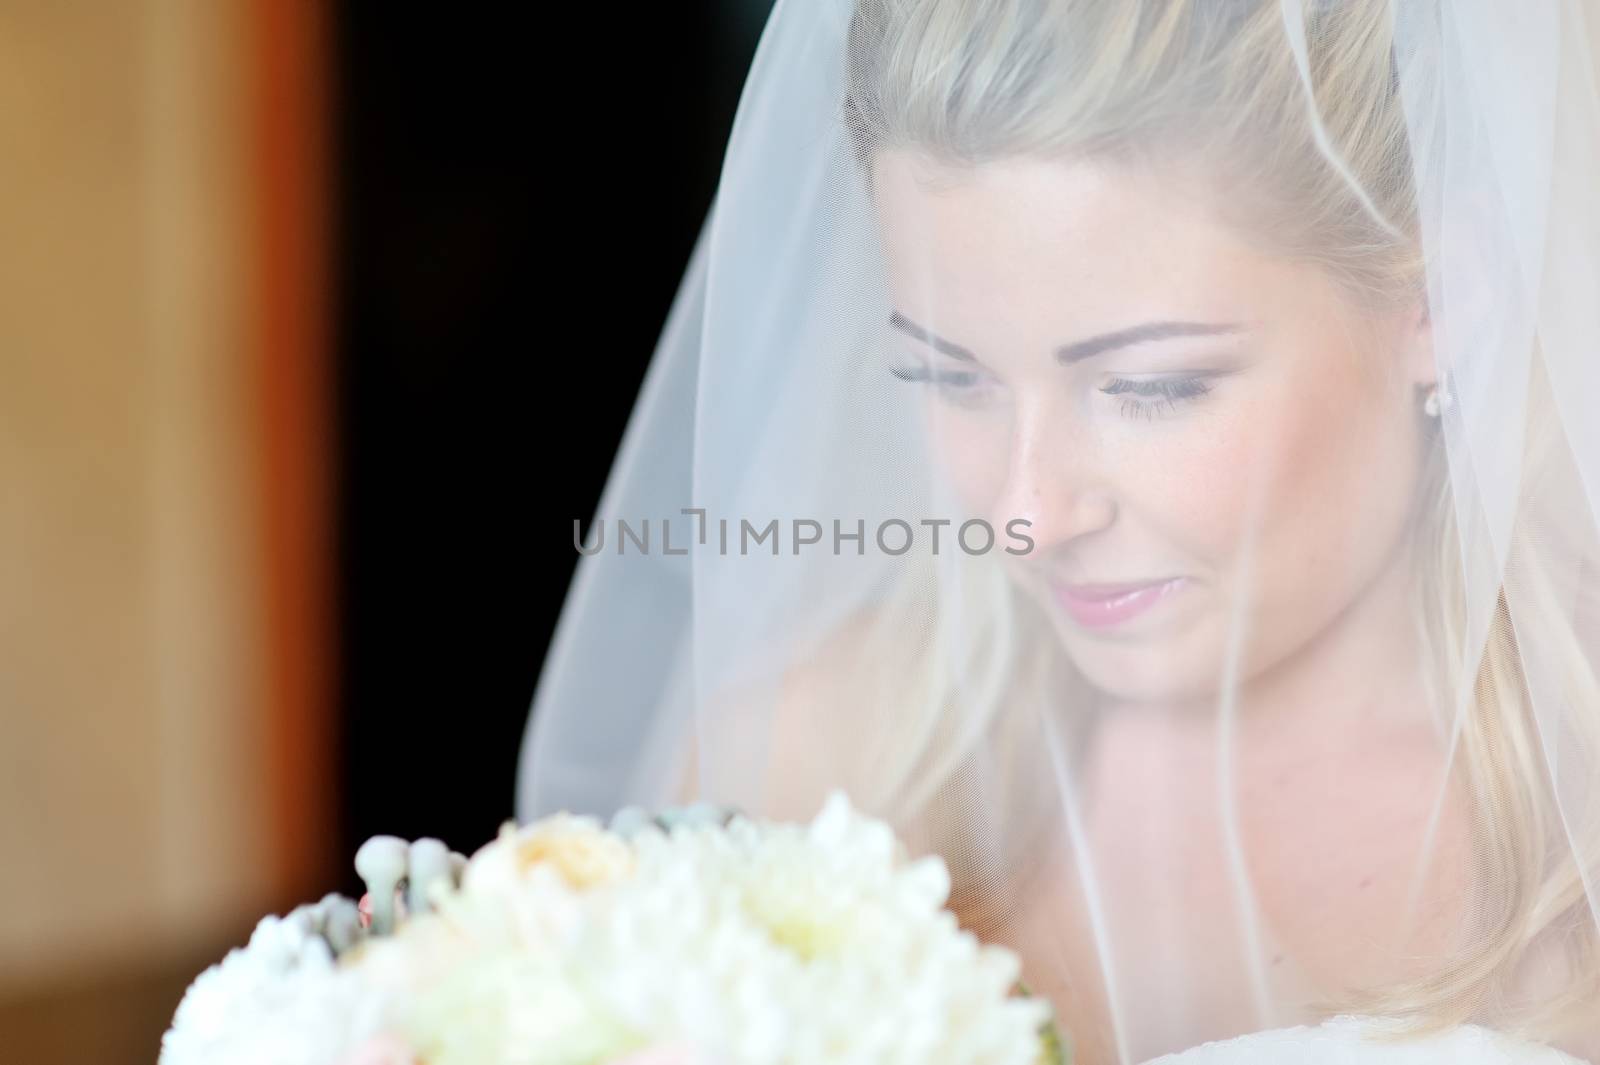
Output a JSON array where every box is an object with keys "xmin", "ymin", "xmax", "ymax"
[{"xmin": 872, "ymin": 152, "xmax": 1434, "ymax": 704}]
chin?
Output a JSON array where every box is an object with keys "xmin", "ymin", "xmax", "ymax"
[{"xmin": 1053, "ymin": 621, "xmax": 1232, "ymax": 707}]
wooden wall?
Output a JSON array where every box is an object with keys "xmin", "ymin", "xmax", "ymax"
[{"xmin": 0, "ymin": 2, "xmax": 332, "ymax": 1060}]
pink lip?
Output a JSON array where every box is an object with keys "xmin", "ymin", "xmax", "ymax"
[{"xmin": 1052, "ymin": 577, "xmax": 1187, "ymax": 629}]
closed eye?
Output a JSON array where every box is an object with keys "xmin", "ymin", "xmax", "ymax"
[
  {"xmin": 1100, "ymin": 376, "xmax": 1212, "ymax": 401},
  {"xmin": 890, "ymin": 365, "xmax": 982, "ymax": 388},
  {"xmin": 890, "ymin": 362, "xmax": 1003, "ymax": 410},
  {"xmin": 1100, "ymin": 374, "xmax": 1215, "ymax": 419}
]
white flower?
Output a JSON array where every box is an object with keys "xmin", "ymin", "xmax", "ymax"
[
  {"xmin": 161, "ymin": 793, "xmax": 1056, "ymax": 1065},
  {"xmin": 159, "ymin": 912, "xmax": 399, "ymax": 1065},
  {"xmin": 397, "ymin": 792, "xmax": 1049, "ymax": 1065}
]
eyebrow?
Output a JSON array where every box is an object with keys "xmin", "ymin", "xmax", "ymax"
[
  {"xmin": 889, "ymin": 311, "xmax": 1241, "ymax": 365},
  {"xmin": 1055, "ymin": 321, "xmax": 1241, "ymax": 363},
  {"xmin": 888, "ymin": 311, "xmax": 977, "ymax": 362}
]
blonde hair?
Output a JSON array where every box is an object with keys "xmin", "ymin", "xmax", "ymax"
[{"xmin": 837, "ymin": 0, "xmax": 1600, "ymax": 1043}]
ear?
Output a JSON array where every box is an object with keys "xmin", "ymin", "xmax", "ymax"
[{"xmin": 1403, "ymin": 293, "xmax": 1438, "ymax": 390}]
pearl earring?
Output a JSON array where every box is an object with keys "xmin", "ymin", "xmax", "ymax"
[{"xmin": 1423, "ymin": 379, "xmax": 1453, "ymax": 419}]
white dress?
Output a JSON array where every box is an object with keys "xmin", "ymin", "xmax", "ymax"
[{"xmin": 1142, "ymin": 1016, "xmax": 1592, "ymax": 1065}]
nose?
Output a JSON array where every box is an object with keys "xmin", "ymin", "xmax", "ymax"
[{"xmin": 991, "ymin": 401, "xmax": 1116, "ymax": 556}]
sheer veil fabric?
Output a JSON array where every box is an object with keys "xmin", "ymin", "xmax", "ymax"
[{"xmin": 521, "ymin": 1, "xmax": 1600, "ymax": 1061}]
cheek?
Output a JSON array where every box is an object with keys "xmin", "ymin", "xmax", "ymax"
[
  {"xmin": 925, "ymin": 403, "xmax": 1012, "ymax": 513},
  {"xmin": 1091, "ymin": 395, "xmax": 1281, "ymax": 577},
  {"xmin": 1203, "ymin": 354, "xmax": 1419, "ymax": 629},
  {"xmin": 1125, "ymin": 422, "xmax": 1264, "ymax": 567},
  {"xmin": 1269, "ymin": 359, "xmax": 1415, "ymax": 559}
]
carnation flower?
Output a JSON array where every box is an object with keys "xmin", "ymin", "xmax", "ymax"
[
  {"xmin": 162, "ymin": 793, "xmax": 1062, "ymax": 1065},
  {"xmin": 498, "ymin": 812, "xmax": 637, "ymax": 889},
  {"xmin": 158, "ymin": 912, "xmax": 399, "ymax": 1065},
  {"xmin": 396, "ymin": 793, "xmax": 1052, "ymax": 1065}
]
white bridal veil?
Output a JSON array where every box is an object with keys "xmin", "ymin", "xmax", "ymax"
[{"xmin": 521, "ymin": 1, "xmax": 1600, "ymax": 1061}]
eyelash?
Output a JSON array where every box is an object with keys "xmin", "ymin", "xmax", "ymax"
[
  {"xmin": 891, "ymin": 365, "xmax": 1214, "ymax": 419},
  {"xmin": 1099, "ymin": 375, "xmax": 1213, "ymax": 419},
  {"xmin": 890, "ymin": 365, "xmax": 980, "ymax": 387},
  {"xmin": 889, "ymin": 364, "xmax": 996, "ymax": 408}
]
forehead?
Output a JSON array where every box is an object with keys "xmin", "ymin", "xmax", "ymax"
[{"xmin": 867, "ymin": 151, "xmax": 1292, "ymax": 341}]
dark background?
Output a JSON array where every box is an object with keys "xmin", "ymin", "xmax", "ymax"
[{"xmin": 333, "ymin": 3, "xmax": 774, "ymax": 888}]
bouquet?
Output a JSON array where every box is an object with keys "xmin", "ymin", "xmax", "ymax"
[{"xmin": 159, "ymin": 793, "xmax": 1067, "ymax": 1065}]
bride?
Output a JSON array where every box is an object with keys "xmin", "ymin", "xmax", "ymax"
[{"xmin": 520, "ymin": 1, "xmax": 1600, "ymax": 1062}]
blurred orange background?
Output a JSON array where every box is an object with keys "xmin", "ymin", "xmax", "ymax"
[{"xmin": 0, "ymin": 1, "xmax": 334, "ymax": 1059}]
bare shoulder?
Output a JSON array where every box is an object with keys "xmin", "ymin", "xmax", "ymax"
[
  {"xmin": 760, "ymin": 608, "xmax": 894, "ymax": 821},
  {"xmin": 670, "ymin": 613, "xmax": 882, "ymax": 813},
  {"xmin": 1554, "ymin": 1026, "xmax": 1599, "ymax": 1064}
]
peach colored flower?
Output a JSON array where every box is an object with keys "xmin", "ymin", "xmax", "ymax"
[{"xmin": 507, "ymin": 816, "xmax": 635, "ymax": 890}]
